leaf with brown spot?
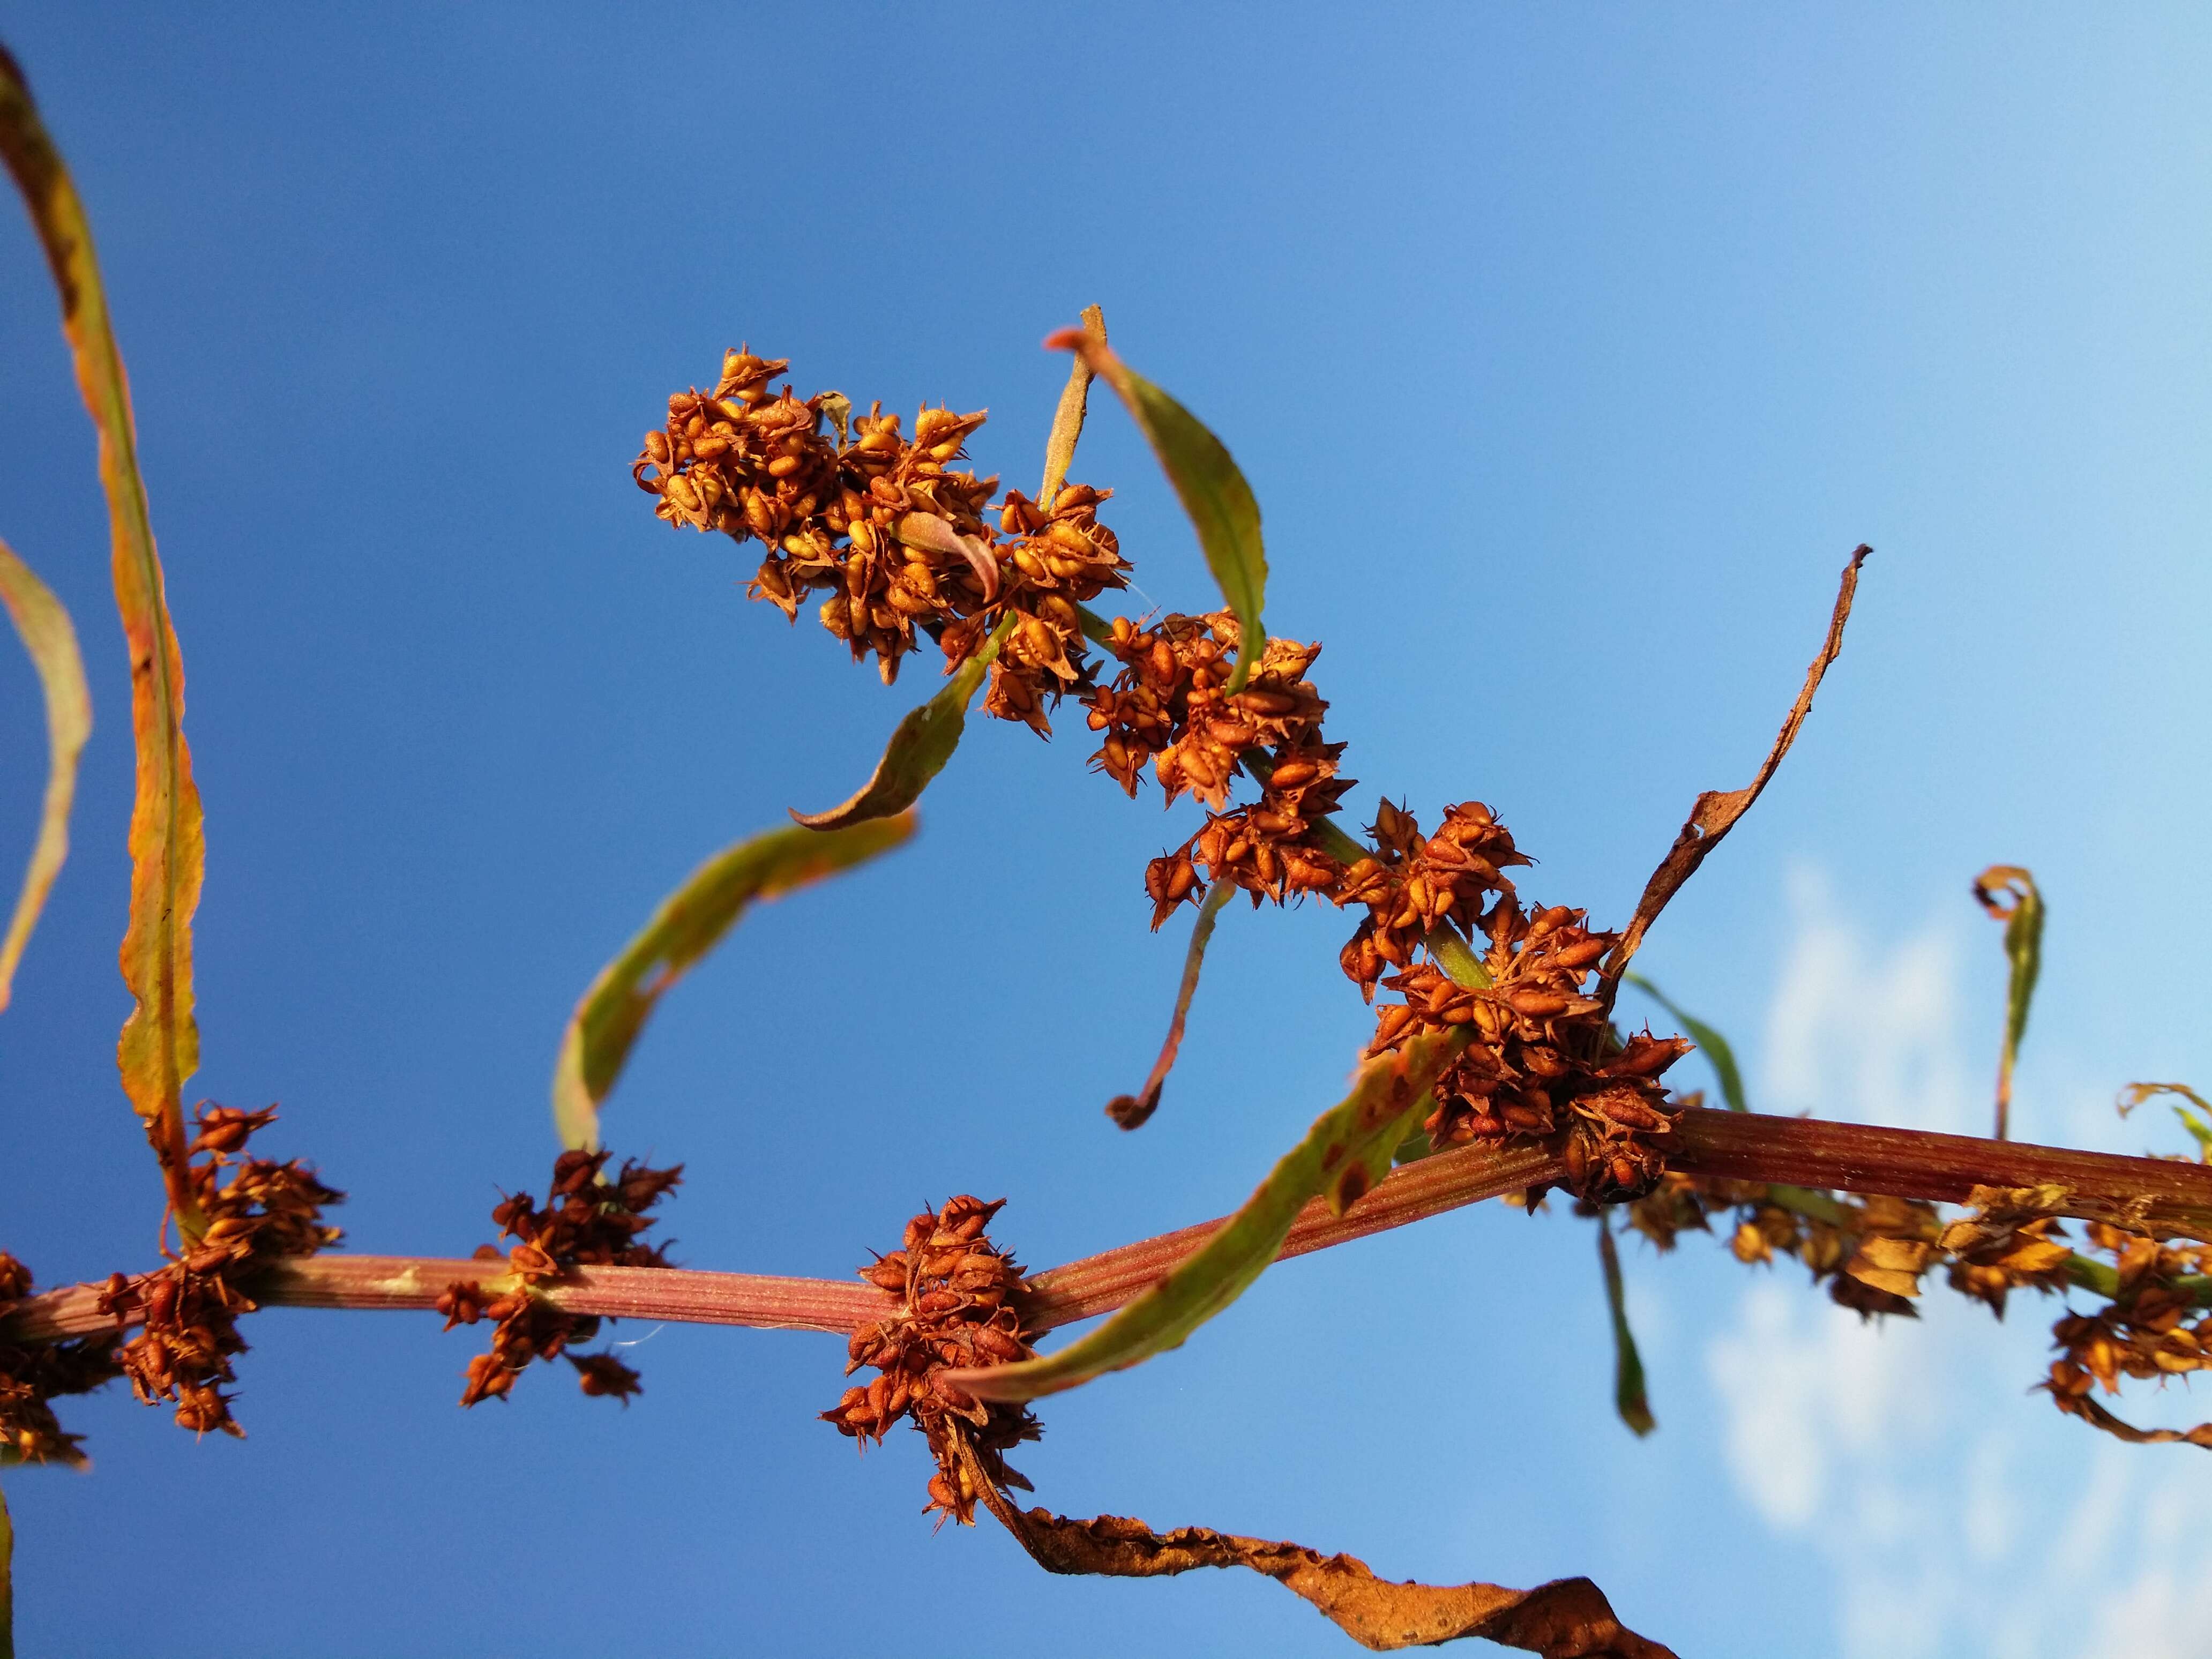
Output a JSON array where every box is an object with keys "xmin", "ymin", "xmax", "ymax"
[
  {"xmin": 1108, "ymin": 881, "xmax": 1233, "ymax": 1130},
  {"xmin": 944, "ymin": 1028, "xmax": 1466, "ymax": 1403},
  {"xmin": 958, "ymin": 1437, "xmax": 1674, "ymax": 1656},
  {"xmin": 0, "ymin": 539, "xmax": 91, "ymax": 1010},
  {"xmin": 1601, "ymin": 546, "xmax": 1869, "ymax": 996},
  {"xmin": 552, "ymin": 814, "xmax": 916, "ymax": 1149},
  {"xmin": 2, "ymin": 53, "xmax": 207, "ymax": 1226},
  {"xmin": 1973, "ymin": 865, "xmax": 2044, "ymax": 1140},
  {"xmin": 791, "ymin": 614, "xmax": 1015, "ymax": 829}
]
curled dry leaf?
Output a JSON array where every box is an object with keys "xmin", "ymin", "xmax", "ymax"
[
  {"xmin": 1107, "ymin": 881, "xmax": 1233, "ymax": 1130},
  {"xmin": 2118, "ymin": 1082, "xmax": 2212, "ymax": 1163},
  {"xmin": 0, "ymin": 539, "xmax": 91, "ymax": 1010},
  {"xmin": 894, "ymin": 510, "xmax": 999, "ymax": 604},
  {"xmin": 956, "ymin": 1434, "xmax": 1675, "ymax": 1657},
  {"xmin": 1972, "ymin": 864, "xmax": 2044, "ymax": 1140},
  {"xmin": 2054, "ymin": 1392, "xmax": 2212, "ymax": 1452},
  {"xmin": 1045, "ymin": 325, "xmax": 1268, "ymax": 693},
  {"xmin": 945, "ymin": 1027, "xmax": 1467, "ymax": 1403},
  {"xmin": 552, "ymin": 814, "xmax": 916, "ymax": 1148},
  {"xmin": 2, "ymin": 53, "xmax": 207, "ymax": 1227},
  {"xmin": 1601, "ymin": 546, "xmax": 1869, "ymax": 997},
  {"xmin": 792, "ymin": 614, "xmax": 1016, "ymax": 829},
  {"xmin": 1038, "ymin": 304, "xmax": 1105, "ymax": 508}
]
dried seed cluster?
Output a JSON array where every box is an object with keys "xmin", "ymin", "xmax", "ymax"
[
  {"xmin": 823, "ymin": 1195, "xmax": 1041, "ymax": 1527},
  {"xmin": 441, "ymin": 1149, "xmax": 681, "ymax": 1408},
  {"xmin": 634, "ymin": 349, "xmax": 1127, "ymax": 721},
  {"xmin": 637, "ymin": 354, "xmax": 1694, "ymax": 1197},
  {"xmin": 2046, "ymin": 1221, "xmax": 2212, "ymax": 1414},
  {"xmin": 1626, "ymin": 1170, "xmax": 1958, "ymax": 1320},
  {"xmin": 95, "ymin": 1105, "xmax": 343, "ymax": 1440},
  {"xmin": 0, "ymin": 1253, "xmax": 121, "ymax": 1466}
]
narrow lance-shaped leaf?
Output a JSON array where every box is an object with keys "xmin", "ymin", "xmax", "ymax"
[
  {"xmin": 1596, "ymin": 1212, "xmax": 1655, "ymax": 1437},
  {"xmin": 1106, "ymin": 881, "xmax": 1233, "ymax": 1130},
  {"xmin": 553, "ymin": 814, "xmax": 916, "ymax": 1149},
  {"xmin": 1044, "ymin": 327, "xmax": 1268, "ymax": 692},
  {"xmin": 1972, "ymin": 865, "xmax": 2043, "ymax": 1141},
  {"xmin": 1626, "ymin": 973, "xmax": 1745, "ymax": 1112},
  {"xmin": 1601, "ymin": 547, "xmax": 1869, "ymax": 1002},
  {"xmin": 791, "ymin": 615, "xmax": 1015, "ymax": 829},
  {"xmin": 1, "ymin": 53, "xmax": 206, "ymax": 1226},
  {"xmin": 0, "ymin": 539, "xmax": 91, "ymax": 1010},
  {"xmin": 945, "ymin": 1027, "xmax": 1467, "ymax": 1403}
]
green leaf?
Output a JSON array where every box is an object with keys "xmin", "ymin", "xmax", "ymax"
[
  {"xmin": 1047, "ymin": 328, "xmax": 1267, "ymax": 692},
  {"xmin": 1107, "ymin": 880, "xmax": 1234, "ymax": 1130},
  {"xmin": 1973, "ymin": 866, "xmax": 2044, "ymax": 1140},
  {"xmin": 1596, "ymin": 1213, "xmax": 1656, "ymax": 1437},
  {"xmin": 946, "ymin": 1028, "xmax": 1467, "ymax": 1403},
  {"xmin": 0, "ymin": 540, "xmax": 90, "ymax": 1011},
  {"xmin": 552, "ymin": 814, "xmax": 916, "ymax": 1148},
  {"xmin": 1626, "ymin": 973, "xmax": 1746, "ymax": 1113},
  {"xmin": 3, "ymin": 54, "xmax": 209, "ymax": 1229},
  {"xmin": 791, "ymin": 615, "xmax": 1015, "ymax": 829}
]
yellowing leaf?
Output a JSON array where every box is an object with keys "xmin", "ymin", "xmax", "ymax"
[
  {"xmin": 2, "ymin": 54, "xmax": 206, "ymax": 1223},
  {"xmin": 552, "ymin": 814, "xmax": 916, "ymax": 1148},
  {"xmin": 0, "ymin": 540, "xmax": 90, "ymax": 1009},
  {"xmin": 791, "ymin": 615, "xmax": 1014, "ymax": 829},
  {"xmin": 1974, "ymin": 865, "xmax": 2044, "ymax": 1141},
  {"xmin": 945, "ymin": 1028, "xmax": 1466, "ymax": 1403},
  {"xmin": 1046, "ymin": 328, "xmax": 1267, "ymax": 692}
]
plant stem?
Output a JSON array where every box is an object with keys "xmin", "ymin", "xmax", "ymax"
[{"xmin": 11, "ymin": 1110, "xmax": 2212, "ymax": 1347}]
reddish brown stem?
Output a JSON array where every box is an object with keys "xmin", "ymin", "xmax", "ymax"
[
  {"xmin": 10, "ymin": 1111, "xmax": 2211, "ymax": 1347},
  {"xmin": 1669, "ymin": 1108, "xmax": 2212, "ymax": 1237}
]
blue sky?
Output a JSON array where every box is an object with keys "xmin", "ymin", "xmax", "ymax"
[{"xmin": 2, "ymin": 6, "xmax": 2209, "ymax": 1655}]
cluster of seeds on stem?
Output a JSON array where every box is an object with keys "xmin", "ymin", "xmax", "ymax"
[
  {"xmin": 93, "ymin": 1105, "xmax": 343, "ymax": 1440},
  {"xmin": 2045, "ymin": 1221, "xmax": 2212, "ymax": 1416},
  {"xmin": 634, "ymin": 350, "xmax": 1127, "ymax": 724},
  {"xmin": 636, "ymin": 353, "xmax": 1703, "ymax": 1197},
  {"xmin": 822, "ymin": 1195, "xmax": 1041, "ymax": 1526},
  {"xmin": 439, "ymin": 1149, "xmax": 681, "ymax": 1408},
  {"xmin": 0, "ymin": 1253, "xmax": 122, "ymax": 1465}
]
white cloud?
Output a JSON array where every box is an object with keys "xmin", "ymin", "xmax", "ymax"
[{"xmin": 1705, "ymin": 870, "xmax": 2212, "ymax": 1659}]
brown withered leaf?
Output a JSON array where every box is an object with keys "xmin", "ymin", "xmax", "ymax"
[
  {"xmin": 1602, "ymin": 547, "xmax": 1869, "ymax": 995},
  {"xmin": 2056, "ymin": 1392, "xmax": 2212, "ymax": 1452},
  {"xmin": 1843, "ymin": 1235, "xmax": 1937, "ymax": 1299},
  {"xmin": 958, "ymin": 1438, "xmax": 1674, "ymax": 1657}
]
